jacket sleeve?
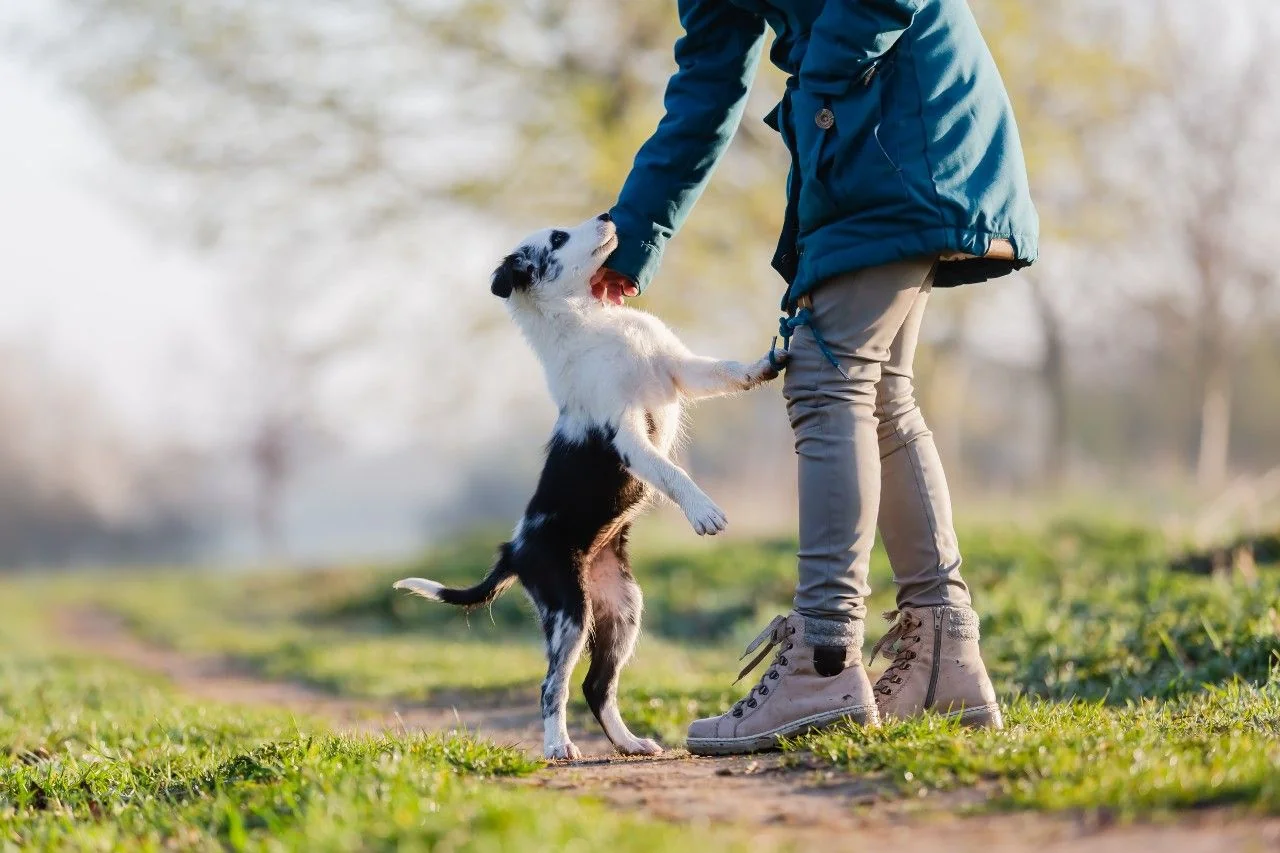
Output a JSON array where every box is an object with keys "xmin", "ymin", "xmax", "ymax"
[
  {"xmin": 606, "ymin": 0, "xmax": 766, "ymax": 292},
  {"xmin": 799, "ymin": 0, "xmax": 924, "ymax": 96}
]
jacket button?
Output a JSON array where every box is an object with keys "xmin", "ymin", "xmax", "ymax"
[{"xmin": 815, "ymin": 108, "xmax": 835, "ymax": 130}]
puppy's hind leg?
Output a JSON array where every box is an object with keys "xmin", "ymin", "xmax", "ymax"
[
  {"xmin": 533, "ymin": 593, "xmax": 590, "ymax": 761},
  {"xmin": 584, "ymin": 531, "xmax": 661, "ymax": 756}
]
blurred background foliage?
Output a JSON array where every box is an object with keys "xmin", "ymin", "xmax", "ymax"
[{"xmin": 2, "ymin": 0, "xmax": 1279, "ymax": 566}]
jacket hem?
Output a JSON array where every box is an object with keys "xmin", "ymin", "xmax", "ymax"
[{"xmin": 786, "ymin": 226, "xmax": 1038, "ymax": 305}]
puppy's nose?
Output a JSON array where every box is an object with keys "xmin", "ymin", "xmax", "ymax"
[{"xmin": 597, "ymin": 212, "xmax": 612, "ymax": 223}]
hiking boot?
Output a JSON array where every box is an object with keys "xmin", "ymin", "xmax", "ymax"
[
  {"xmin": 871, "ymin": 606, "xmax": 1003, "ymax": 728},
  {"xmin": 686, "ymin": 613, "xmax": 879, "ymax": 755}
]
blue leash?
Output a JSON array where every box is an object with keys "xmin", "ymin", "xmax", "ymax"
[{"xmin": 769, "ymin": 307, "xmax": 850, "ymax": 380}]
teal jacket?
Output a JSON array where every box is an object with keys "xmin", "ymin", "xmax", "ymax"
[{"xmin": 606, "ymin": 0, "xmax": 1038, "ymax": 305}]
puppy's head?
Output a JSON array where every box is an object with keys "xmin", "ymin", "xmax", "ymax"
[{"xmin": 490, "ymin": 213, "xmax": 618, "ymax": 302}]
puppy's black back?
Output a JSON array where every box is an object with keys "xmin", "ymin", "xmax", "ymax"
[{"xmin": 523, "ymin": 425, "xmax": 647, "ymax": 554}]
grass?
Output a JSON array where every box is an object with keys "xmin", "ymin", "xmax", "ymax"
[
  {"xmin": 71, "ymin": 520, "xmax": 1280, "ymax": 743},
  {"xmin": 3, "ymin": 516, "xmax": 1279, "ymax": 846},
  {"xmin": 800, "ymin": 684, "xmax": 1280, "ymax": 814},
  {"xmin": 0, "ymin": 618, "xmax": 750, "ymax": 850}
]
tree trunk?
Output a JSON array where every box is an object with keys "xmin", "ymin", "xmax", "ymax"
[
  {"xmin": 251, "ymin": 422, "xmax": 289, "ymax": 561},
  {"xmin": 1030, "ymin": 279, "xmax": 1069, "ymax": 489},
  {"xmin": 1190, "ymin": 229, "xmax": 1232, "ymax": 492},
  {"xmin": 1195, "ymin": 355, "xmax": 1231, "ymax": 491},
  {"xmin": 921, "ymin": 295, "xmax": 974, "ymax": 491}
]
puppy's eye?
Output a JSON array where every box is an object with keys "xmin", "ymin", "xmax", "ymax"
[{"xmin": 549, "ymin": 230, "xmax": 569, "ymax": 250}]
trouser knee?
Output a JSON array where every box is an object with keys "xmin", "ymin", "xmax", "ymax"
[{"xmin": 875, "ymin": 374, "xmax": 931, "ymax": 448}]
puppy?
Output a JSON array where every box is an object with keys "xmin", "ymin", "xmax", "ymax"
[{"xmin": 394, "ymin": 213, "xmax": 783, "ymax": 759}]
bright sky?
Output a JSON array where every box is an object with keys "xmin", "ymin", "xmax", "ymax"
[{"xmin": 0, "ymin": 55, "xmax": 232, "ymax": 443}]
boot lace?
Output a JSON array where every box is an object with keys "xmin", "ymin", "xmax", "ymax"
[
  {"xmin": 728, "ymin": 615, "xmax": 796, "ymax": 718},
  {"xmin": 870, "ymin": 610, "xmax": 922, "ymax": 697}
]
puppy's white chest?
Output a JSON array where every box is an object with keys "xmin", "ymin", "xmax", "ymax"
[{"xmin": 542, "ymin": 324, "xmax": 672, "ymax": 412}]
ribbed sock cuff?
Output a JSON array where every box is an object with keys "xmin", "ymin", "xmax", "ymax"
[
  {"xmin": 944, "ymin": 606, "xmax": 981, "ymax": 641},
  {"xmin": 803, "ymin": 616, "xmax": 864, "ymax": 649}
]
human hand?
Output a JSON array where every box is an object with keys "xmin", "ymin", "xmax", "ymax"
[{"xmin": 590, "ymin": 268, "xmax": 639, "ymax": 306}]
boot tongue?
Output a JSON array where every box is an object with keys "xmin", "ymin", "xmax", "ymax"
[
  {"xmin": 734, "ymin": 615, "xmax": 790, "ymax": 683},
  {"xmin": 870, "ymin": 610, "xmax": 913, "ymax": 664}
]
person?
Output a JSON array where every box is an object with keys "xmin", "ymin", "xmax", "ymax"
[{"xmin": 592, "ymin": 0, "xmax": 1038, "ymax": 755}]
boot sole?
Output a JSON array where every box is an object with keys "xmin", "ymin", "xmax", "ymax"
[
  {"xmin": 686, "ymin": 705, "xmax": 878, "ymax": 756},
  {"xmin": 943, "ymin": 703, "xmax": 1004, "ymax": 729}
]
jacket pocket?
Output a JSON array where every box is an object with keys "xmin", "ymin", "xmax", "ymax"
[{"xmin": 792, "ymin": 78, "xmax": 905, "ymax": 230}]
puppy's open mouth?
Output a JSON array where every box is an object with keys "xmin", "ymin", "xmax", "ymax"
[
  {"xmin": 593, "ymin": 223, "xmax": 619, "ymax": 257},
  {"xmin": 594, "ymin": 234, "xmax": 619, "ymax": 257}
]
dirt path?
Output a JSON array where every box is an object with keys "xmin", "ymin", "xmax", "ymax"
[{"xmin": 54, "ymin": 608, "xmax": 1279, "ymax": 852}]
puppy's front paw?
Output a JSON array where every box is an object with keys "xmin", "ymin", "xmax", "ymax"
[
  {"xmin": 750, "ymin": 350, "xmax": 788, "ymax": 384},
  {"xmin": 683, "ymin": 492, "xmax": 727, "ymax": 536}
]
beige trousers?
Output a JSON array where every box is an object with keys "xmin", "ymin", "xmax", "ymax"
[{"xmin": 783, "ymin": 258, "xmax": 971, "ymax": 623}]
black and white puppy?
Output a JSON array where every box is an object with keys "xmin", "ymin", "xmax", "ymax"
[{"xmin": 394, "ymin": 213, "xmax": 782, "ymax": 760}]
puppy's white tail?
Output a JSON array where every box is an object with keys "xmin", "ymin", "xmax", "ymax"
[
  {"xmin": 392, "ymin": 577, "xmax": 445, "ymax": 601},
  {"xmin": 392, "ymin": 547, "xmax": 518, "ymax": 609}
]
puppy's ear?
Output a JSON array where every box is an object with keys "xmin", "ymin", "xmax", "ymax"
[{"xmin": 491, "ymin": 253, "xmax": 531, "ymax": 298}]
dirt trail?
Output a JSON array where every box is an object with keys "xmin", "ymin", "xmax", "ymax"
[{"xmin": 54, "ymin": 608, "xmax": 1279, "ymax": 852}]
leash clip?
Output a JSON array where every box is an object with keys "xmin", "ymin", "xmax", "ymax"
[
  {"xmin": 767, "ymin": 336, "xmax": 787, "ymax": 372},
  {"xmin": 773, "ymin": 306, "xmax": 850, "ymax": 380}
]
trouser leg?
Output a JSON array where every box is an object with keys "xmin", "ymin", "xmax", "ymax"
[
  {"xmin": 874, "ymin": 285, "xmax": 971, "ymax": 610},
  {"xmin": 784, "ymin": 259, "xmax": 937, "ymax": 624}
]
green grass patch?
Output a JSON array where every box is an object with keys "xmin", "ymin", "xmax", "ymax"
[
  {"xmin": 11, "ymin": 517, "xmax": 1280, "ymax": 821},
  {"xmin": 0, "ymin": 638, "xmax": 751, "ymax": 850},
  {"xmin": 799, "ymin": 681, "xmax": 1280, "ymax": 814},
  {"xmin": 87, "ymin": 520, "xmax": 1280, "ymax": 712}
]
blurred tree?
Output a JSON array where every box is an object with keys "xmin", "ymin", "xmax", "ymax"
[
  {"xmin": 16, "ymin": 0, "xmax": 787, "ymax": 533},
  {"xmin": 405, "ymin": 0, "xmax": 790, "ymax": 324},
  {"xmin": 974, "ymin": 0, "xmax": 1151, "ymax": 489},
  {"xmin": 19, "ymin": 0, "xmax": 785, "ymax": 322},
  {"xmin": 1120, "ymin": 3, "xmax": 1280, "ymax": 490},
  {"xmin": 227, "ymin": 258, "xmax": 387, "ymax": 560},
  {"xmin": 26, "ymin": 0, "xmax": 1142, "ymax": 315},
  {"xmin": 16, "ymin": 0, "xmax": 1221, "ymax": 509}
]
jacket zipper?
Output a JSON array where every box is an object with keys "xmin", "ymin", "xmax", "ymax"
[{"xmin": 923, "ymin": 609, "xmax": 943, "ymax": 709}]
